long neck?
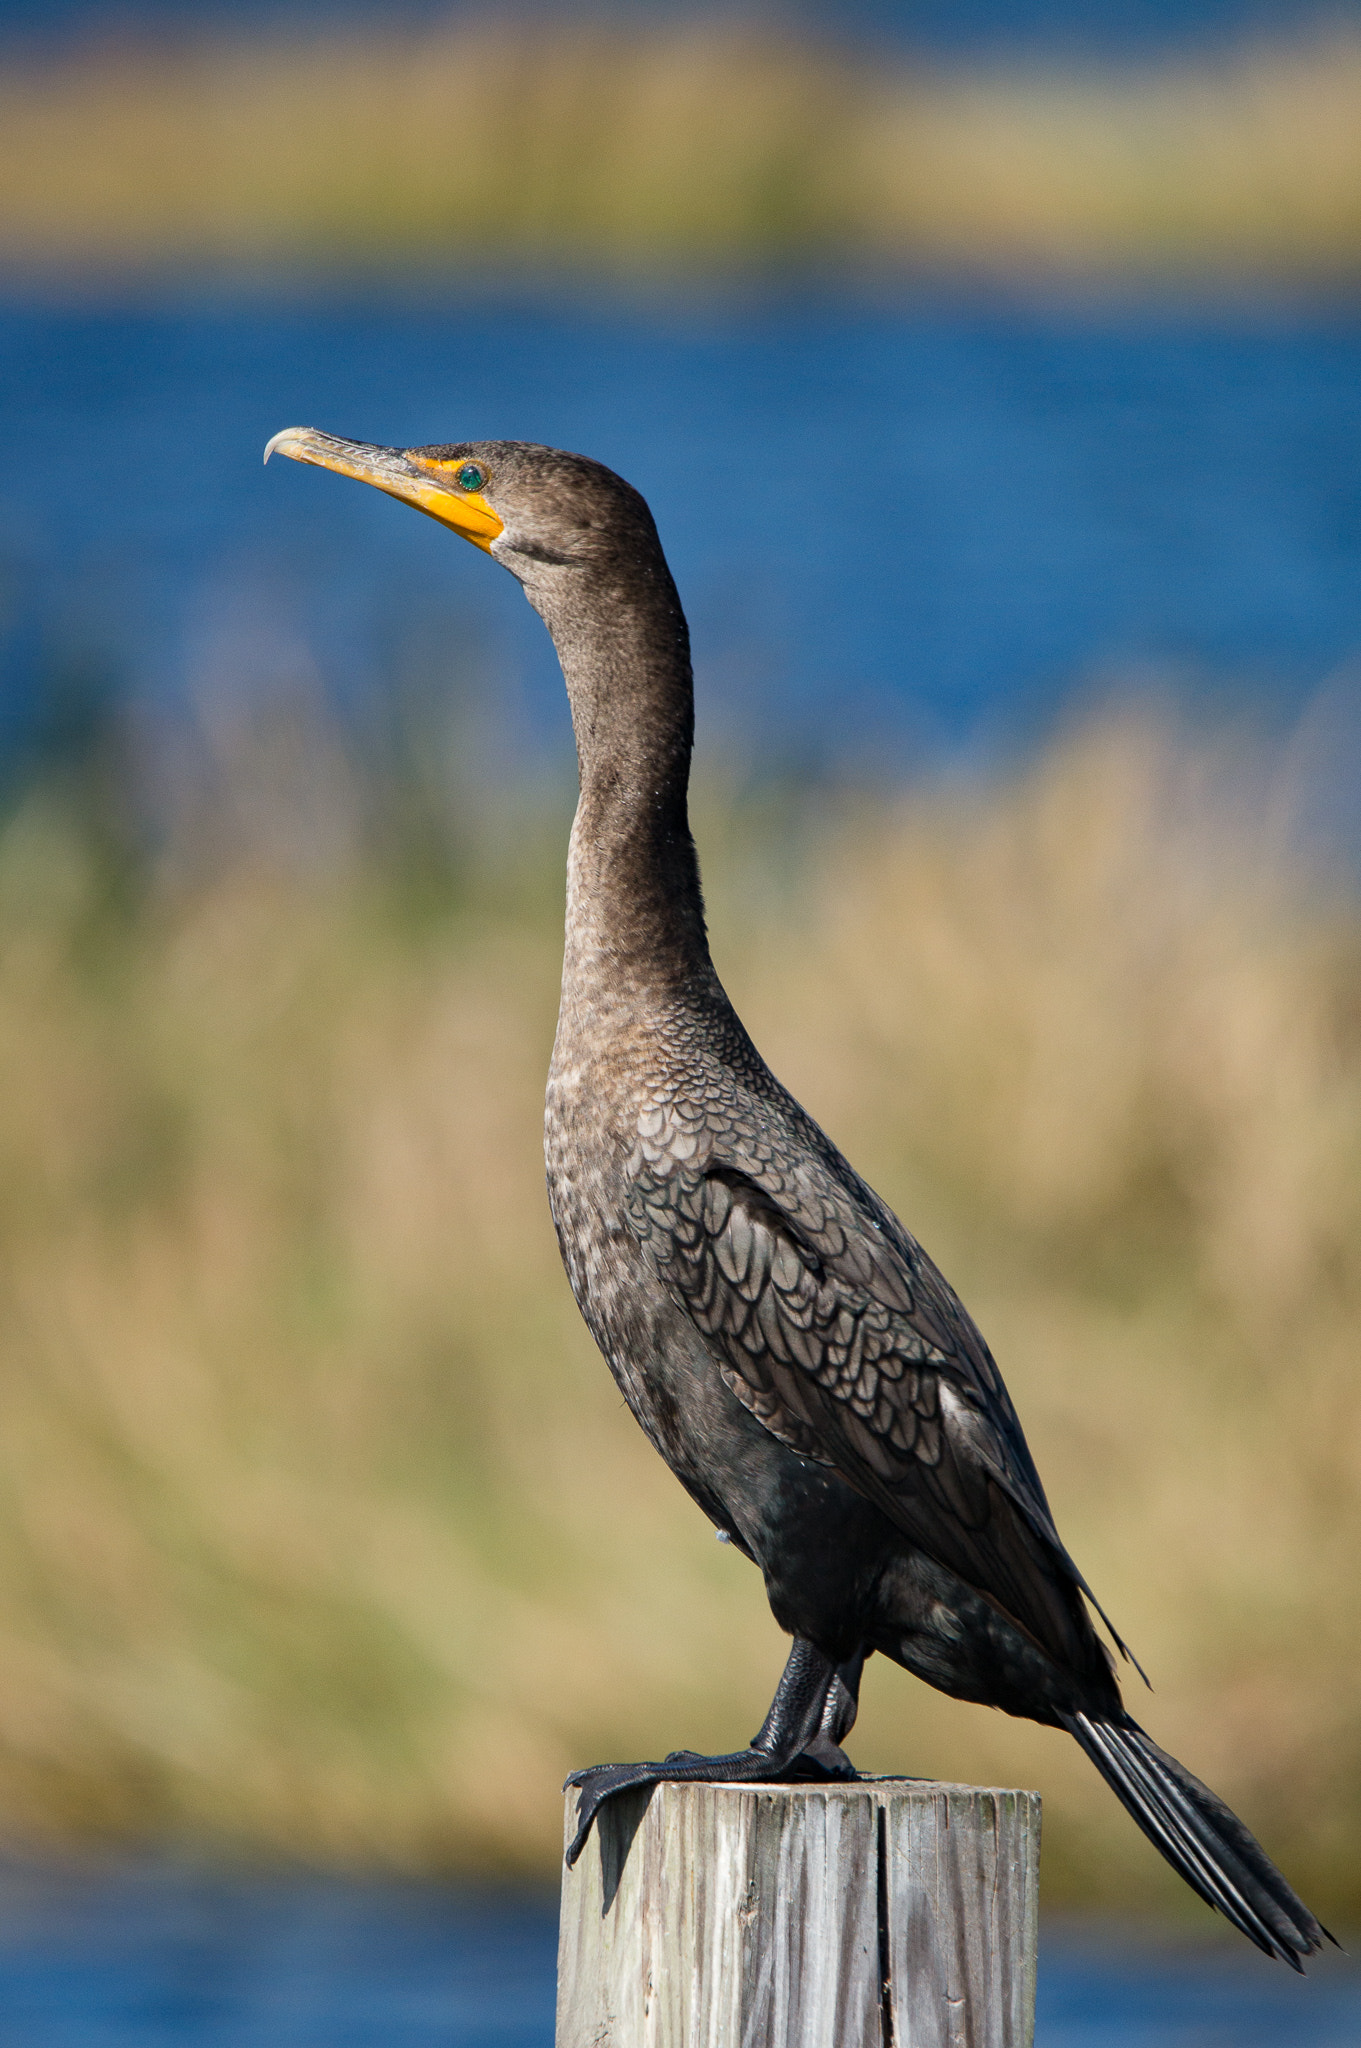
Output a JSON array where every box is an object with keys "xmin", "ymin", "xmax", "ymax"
[{"xmin": 546, "ymin": 571, "xmax": 715, "ymax": 1009}]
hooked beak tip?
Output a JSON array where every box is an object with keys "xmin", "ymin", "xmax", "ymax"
[{"xmin": 263, "ymin": 427, "xmax": 308, "ymax": 467}]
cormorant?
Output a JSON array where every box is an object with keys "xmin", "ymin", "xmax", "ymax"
[{"xmin": 266, "ymin": 428, "xmax": 1326, "ymax": 1968}]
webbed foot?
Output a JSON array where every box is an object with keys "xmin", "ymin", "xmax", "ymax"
[
  {"xmin": 563, "ymin": 1639, "xmax": 868, "ymax": 1866},
  {"xmin": 565, "ymin": 1741, "xmax": 828, "ymax": 1865}
]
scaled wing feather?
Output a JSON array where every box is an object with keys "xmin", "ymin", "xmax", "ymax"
[{"xmin": 628, "ymin": 1131, "xmax": 1136, "ymax": 1675}]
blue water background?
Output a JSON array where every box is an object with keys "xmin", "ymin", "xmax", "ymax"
[
  {"xmin": 0, "ymin": 0, "xmax": 1352, "ymax": 61},
  {"xmin": 2, "ymin": 290, "xmax": 1360, "ymax": 796},
  {"xmin": 0, "ymin": 1861, "xmax": 1355, "ymax": 2046}
]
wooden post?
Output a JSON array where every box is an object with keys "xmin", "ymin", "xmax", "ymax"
[{"xmin": 556, "ymin": 1778, "xmax": 1040, "ymax": 2047}]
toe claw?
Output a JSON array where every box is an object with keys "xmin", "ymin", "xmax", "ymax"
[
  {"xmin": 563, "ymin": 1759, "xmax": 666, "ymax": 1863},
  {"xmin": 565, "ymin": 1808, "xmax": 593, "ymax": 1867}
]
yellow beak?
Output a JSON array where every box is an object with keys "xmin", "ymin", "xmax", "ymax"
[{"xmin": 264, "ymin": 427, "xmax": 504, "ymax": 552}]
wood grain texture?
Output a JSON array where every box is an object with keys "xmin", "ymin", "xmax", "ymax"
[{"xmin": 556, "ymin": 1778, "xmax": 1040, "ymax": 2047}]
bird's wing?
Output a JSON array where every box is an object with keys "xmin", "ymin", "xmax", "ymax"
[{"xmin": 627, "ymin": 1108, "xmax": 1136, "ymax": 1672}]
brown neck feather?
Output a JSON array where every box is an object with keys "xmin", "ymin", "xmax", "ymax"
[{"xmin": 543, "ymin": 564, "xmax": 714, "ymax": 1006}]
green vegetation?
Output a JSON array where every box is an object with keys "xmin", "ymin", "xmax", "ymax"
[
  {"xmin": 1, "ymin": 18, "xmax": 1360, "ymax": 278},
  {"xmin": 0, "ymin": 708, "xmax": 1355, "ymax": 1929}
]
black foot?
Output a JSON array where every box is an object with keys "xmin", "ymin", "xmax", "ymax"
[
  {"xmin": 658, "ymin": 1739, "xmax": 857, "ymax": 1782},
  {"xmin": 787, "ymin": 1734, "xmax": 859, "ymax": 1780},
  {"xmin": 563, "ymin": 1638, "xmax": 868, "ymax": 1867},
  {"xmin": 565, "ymin": 1742, "xmax": 830, "ymax": 1866}
]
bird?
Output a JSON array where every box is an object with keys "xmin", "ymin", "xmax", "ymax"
[{"xmin": 266, "ymin": 426, "xmax": 1327, "ymax": 1969}]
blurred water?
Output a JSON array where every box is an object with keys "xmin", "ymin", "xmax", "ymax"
[
  {"xmin": 0, "ymin": 1863, "xmax": 559, "ymax": 2047},
  {"xmin": 0, "ymin": 1862, "xmax": 1355, "ymax": 2046},
  {"xmin": 0, "ymin": 0, "xmax": 1344, "ymax": 59},
  {"xmin": 1, "ymin": 289, "xmax": 1359, "ymax": 794}
]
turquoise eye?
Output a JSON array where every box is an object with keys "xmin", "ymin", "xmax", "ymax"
[{"xmin": 457, "ymin": 462, "xmax": 486, "ymax": 492}]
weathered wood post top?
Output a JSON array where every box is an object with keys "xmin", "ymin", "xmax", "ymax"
[{"xmin": 557, "ymin": 1777, "xmax": 1040, "ymax": 2048}]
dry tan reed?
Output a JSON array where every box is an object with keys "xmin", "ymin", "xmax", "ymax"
[
  {"xmin": 1, "ymin": 19, "xmax": 1360, "ymax": 277},
  {"xmin": 0, "ymin": 714, "xmax": 1356, "ymax": 1920}
]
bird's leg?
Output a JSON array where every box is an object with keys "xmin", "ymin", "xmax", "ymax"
[
  {"xmin": 564, "ymin": 1637, "xmax": 856, "ymax": 1866},
  {"xmin": 786, "ymin": 1645, "xmax": 866, "ymax": 1780}
]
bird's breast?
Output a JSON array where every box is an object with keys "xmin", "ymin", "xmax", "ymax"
[
  {"xmin": 543, "ymin": 1038, "xmax": 764, "ymax": 1500},
  {"xmin": 544, "ymin": 1042, "xmax": 673, "ymax": 1416}
]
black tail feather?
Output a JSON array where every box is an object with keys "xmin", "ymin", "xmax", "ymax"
[{"xmin": 1060, "ymin": 1712, "xmax": 1328, "ymax": 1970}]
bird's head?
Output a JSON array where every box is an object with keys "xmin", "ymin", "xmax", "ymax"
[{"xmin": 263, "ymin": 429, "xmax": 671, "ymax": 632}]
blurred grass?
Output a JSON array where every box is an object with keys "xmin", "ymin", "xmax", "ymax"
[
  {"xmin": 0, "ymin": 705, "xmax": 1355, "ymax": 1927},
  {"xmin": 2, "ymin": 17, "xmax": 1361, "ymax": 279}
]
